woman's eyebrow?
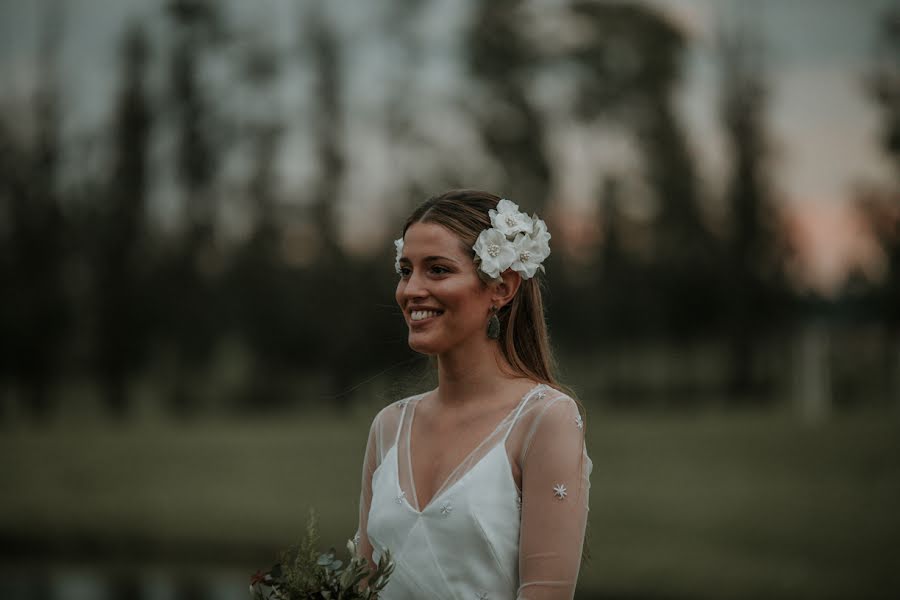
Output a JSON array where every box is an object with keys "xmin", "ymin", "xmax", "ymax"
[
  {"xmin": 423, "ymin": 255, "xmax": 458, "ymax": 264},
  {"xmin": 399, "ymin": 254, "xmax": 460, "ymax": 264}
]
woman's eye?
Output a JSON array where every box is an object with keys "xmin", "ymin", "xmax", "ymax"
[
  {"xmin": 430, "ymin": 265, "xmax": 450, "ymax": 275},
  {"xmin": 398, "ymin": 267, "xmax": 411, "ymax": 278}
]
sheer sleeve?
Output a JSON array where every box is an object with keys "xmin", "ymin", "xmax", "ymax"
[
  {"xmin": 356, "ymin": 412, "xmax": 379, "ymax": 571},
  {"xmin": 355, "ymin": 401, "xmax": 404, "ymax": 571},
  {"xmin": 517, "ymin": 395, "xmax": 591, "ymax": 599}
]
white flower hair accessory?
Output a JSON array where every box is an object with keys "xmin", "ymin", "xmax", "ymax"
[
  {"xmin": 474, "ymin": 199, "xmax": 550, "ymax": 280},
  {"xmin": 394, "ymin": 238, "xmax": 404, "ymax": 274},
  {"xmin": 392, "ymin": 198, "xmax": 550, "ymax": 279},
  {"xmin": 472, "ymin": 227, "xmax": 518, "ymax": 279},
  {"xmin": 490, "ymin": 199, "xmax": 534, "ymax": 237}
]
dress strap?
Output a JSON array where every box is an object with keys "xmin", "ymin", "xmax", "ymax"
[
  {"xmin": 393, "ymin": 397, "xmax": 411, "ymax": 448},
  {"xmin": 393, "ymin": 392, "xmax": 427, "ymax": 448},
  {"xmin": 502, "ymin": 384, "xmax": 543, "ymax": 443}
]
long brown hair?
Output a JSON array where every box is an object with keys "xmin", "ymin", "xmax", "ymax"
[{"xmin": 401, "ymin": 189, "xmax": 560, "ymax": 388}]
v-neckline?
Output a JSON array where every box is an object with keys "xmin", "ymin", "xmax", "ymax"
[{"xmin": 403, "ymin": 382, "xmax": 544, "ymax": 513}]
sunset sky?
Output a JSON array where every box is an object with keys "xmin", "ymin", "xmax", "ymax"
[
  {"xmin": 1, "ymin": 0, "xmax": 896, "ymax": 296},
  {"xmin": 650, "ymin": 0, "xmax": 895, "ymax": 295}
]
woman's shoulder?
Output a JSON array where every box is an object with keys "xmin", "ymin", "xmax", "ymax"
[
  {"xmin": 518, "ymin": 384, "xmax": 587, "ymax": 462},
  {"xmin": 531, "ymin": 383, "xmax": 580, "ymax": 411},
  {"xmin": 521, "ymin": 383, "xmax": 585, "ymax": 430}
]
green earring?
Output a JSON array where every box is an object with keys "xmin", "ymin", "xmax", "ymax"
[{"xmin": 487, "ymin": 307, "xmax": 500, "ymax": 340}]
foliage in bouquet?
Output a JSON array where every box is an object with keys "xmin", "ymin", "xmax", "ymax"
[{"xmin": 251, "ymin": 510, "xmax": 393, "ymax": 600}]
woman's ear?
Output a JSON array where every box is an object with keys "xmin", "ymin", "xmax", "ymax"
[{"xmin": 492, "ymin": 270, "xmax": 522, "ymax": 309}]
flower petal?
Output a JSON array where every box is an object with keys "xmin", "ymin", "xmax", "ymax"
[{"xmin": 394, "ymin": 238, "xmax": 405, "ymax": 273}]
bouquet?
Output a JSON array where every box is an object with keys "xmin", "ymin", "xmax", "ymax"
[{"xmin": 250, "ymin": 511, "xmax": 393, "ymax": 600}]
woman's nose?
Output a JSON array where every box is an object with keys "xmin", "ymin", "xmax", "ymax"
[{"xmin": 402, "ymin": 270, "xmax": 428, "ymax": 299}]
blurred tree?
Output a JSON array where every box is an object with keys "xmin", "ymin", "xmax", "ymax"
[
  {"xmin": 862, "ymin": 8, "xmax": 900, "ymax": 406},
  {"xmin": 168, "ymin": 0, "xmax": 225, "ymax": 250},
  {"xmin": 225, "ymin": 34, "xmax": 295, "ymax": 410},
  {"xmin": 0, "ymin": 6, "xmax": 69, "ymax": 421},
  {"xmin": 718, "ymin": 26, "xmax": 788, "ymax": 401},
  {"xmin": 381, "ymin": 0, "xmax": 453, "ymax": 209},
  {"xmin": 638, "ymin": 87, "xmax": 722, "ymax": 338},
  {"xmin": 870, "ymin": 10, "xmax": 900, "ymax": 173},
  {"xmin": 556, "ymin": 2, "xmax": 722, "ymax": 341},
  {"xmin": 301, "ymin": 3, "xmax": 372, "ymax": 407},
  {"xmin": 306, "ymin": 2, "xmax": 344, "ymax": 263},
  {"xmin": 231, "ymin": 2, "xmax": 366, "ymax": 410},
  {"xmin": 161, "ymin": 0, "xmax": 229, "ymax": 416},
  {"xmin": 93, "ymin": 23, "xmax": 154, "ymax": 419},
  {"xmin": 243, "ymin": 48, "xmax": 282, "ymax": 257},
  {"xmin": 595, "ymin": 175, "xmax": 660, "ymax": 337},
  {"xmin": 467, "ymin": 0, "xmax": 551, "ymax": 213}
]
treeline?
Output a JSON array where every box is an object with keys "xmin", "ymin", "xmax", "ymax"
[{"xmin": 0, "ymin": 0, "xmax": 896, "ymax": 420}]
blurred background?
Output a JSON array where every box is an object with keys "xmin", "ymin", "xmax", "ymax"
[{"xmin": 1, "ymin": 0, "xmax": 898, "ymax": 598}]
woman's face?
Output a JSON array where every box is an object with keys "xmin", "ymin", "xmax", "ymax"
[{"xmin": 395, "ymin": 222, "xmax": 494, "ymax": 356}]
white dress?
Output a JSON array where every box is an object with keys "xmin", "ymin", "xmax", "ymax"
[{"xmin": 357, "ymin": 383, "xmax": 591, "ymax": 599}]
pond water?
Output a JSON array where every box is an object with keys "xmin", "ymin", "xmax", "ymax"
[{"xmin": 0, "ymin": 567, "xmax": 251, "ymax": 600}]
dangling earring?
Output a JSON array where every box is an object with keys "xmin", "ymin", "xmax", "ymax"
[{"xmin": 487, "ymin": 306, "xmax": 501, "ymax": 340}]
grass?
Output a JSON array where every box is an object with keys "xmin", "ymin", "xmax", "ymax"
[{"xmin": 1, "ymin": 410, "xmax": 899, "ymax": 598}]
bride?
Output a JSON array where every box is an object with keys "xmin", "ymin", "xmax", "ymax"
[{"xmin": 357, "ymin": 190, "xmax": 591, "ymax": 599}]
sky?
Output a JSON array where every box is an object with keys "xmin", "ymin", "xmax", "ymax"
[
  {"xmin": 649, "ymin": 0, "xmax": 896, "ymax": 294},
  {"xmin": 1, "ymin": 0, "xmax": 896, "ymax": 295},
  {"xmin": 655, "ymin": 0, "xmax": 895, "ymax": 199}
]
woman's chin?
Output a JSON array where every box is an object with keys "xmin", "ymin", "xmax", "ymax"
[
  {"xmin": 407, "ymin": 332, "xmax": 444, "ymax": 355},
  {"xmin": 408, "ymin": 339, "xmax": 438, "ymax": 355}
]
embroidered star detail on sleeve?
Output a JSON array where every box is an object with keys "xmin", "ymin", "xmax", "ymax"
[{"xmin": 553, "ymin": 483, "xmax": 568, "ymax": 500}]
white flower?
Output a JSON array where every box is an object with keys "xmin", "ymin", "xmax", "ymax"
[
  {"xmin": 473, "ymin": 228, "xmax": 516, "ymax": 279},
  {"xmin": 394, "ymin": 238, "xmax": 404, "ymax": 273},
  {"xmin": 489, "ymin": 199, "xmax": 533, "ymax": 238},
  {"xmin": 510, "ymin": 231, "xmax": 550, "ymax": 279},
  {"xmin": 531, "ymin": 216, "xmax": 552, "ymax": 250},
  {"xmin": 553, "ymin": 483, "xmax": 568, "ymax": 500}
]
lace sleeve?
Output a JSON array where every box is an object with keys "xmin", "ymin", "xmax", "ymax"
[{"xmin": 517, "ymin": 395, "xmax": 591, "ymax": 599}]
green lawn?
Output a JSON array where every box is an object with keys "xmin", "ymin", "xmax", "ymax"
[{"xmin": 2, "ymin": 411, "xmax": 899, "ymax": 598}]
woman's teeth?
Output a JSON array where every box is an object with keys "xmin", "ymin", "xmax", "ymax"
[{"xmin": 411, "ymin": 310, "xmax": 441, "ymax": 321}]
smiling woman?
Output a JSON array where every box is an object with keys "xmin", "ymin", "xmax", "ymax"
[{"xmin": 356, "ymin": 190, "xmax": 591, "ymax": 599}]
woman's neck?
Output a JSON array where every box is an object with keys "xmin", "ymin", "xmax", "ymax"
[{"xmin": 435, "ymin": 339, "xmax": 519, "ymax": 407}]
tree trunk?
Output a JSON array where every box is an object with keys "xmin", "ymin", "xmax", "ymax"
[{"xmin": 793, "ymin": 319, "xmax": 831, "ymax": 425}]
